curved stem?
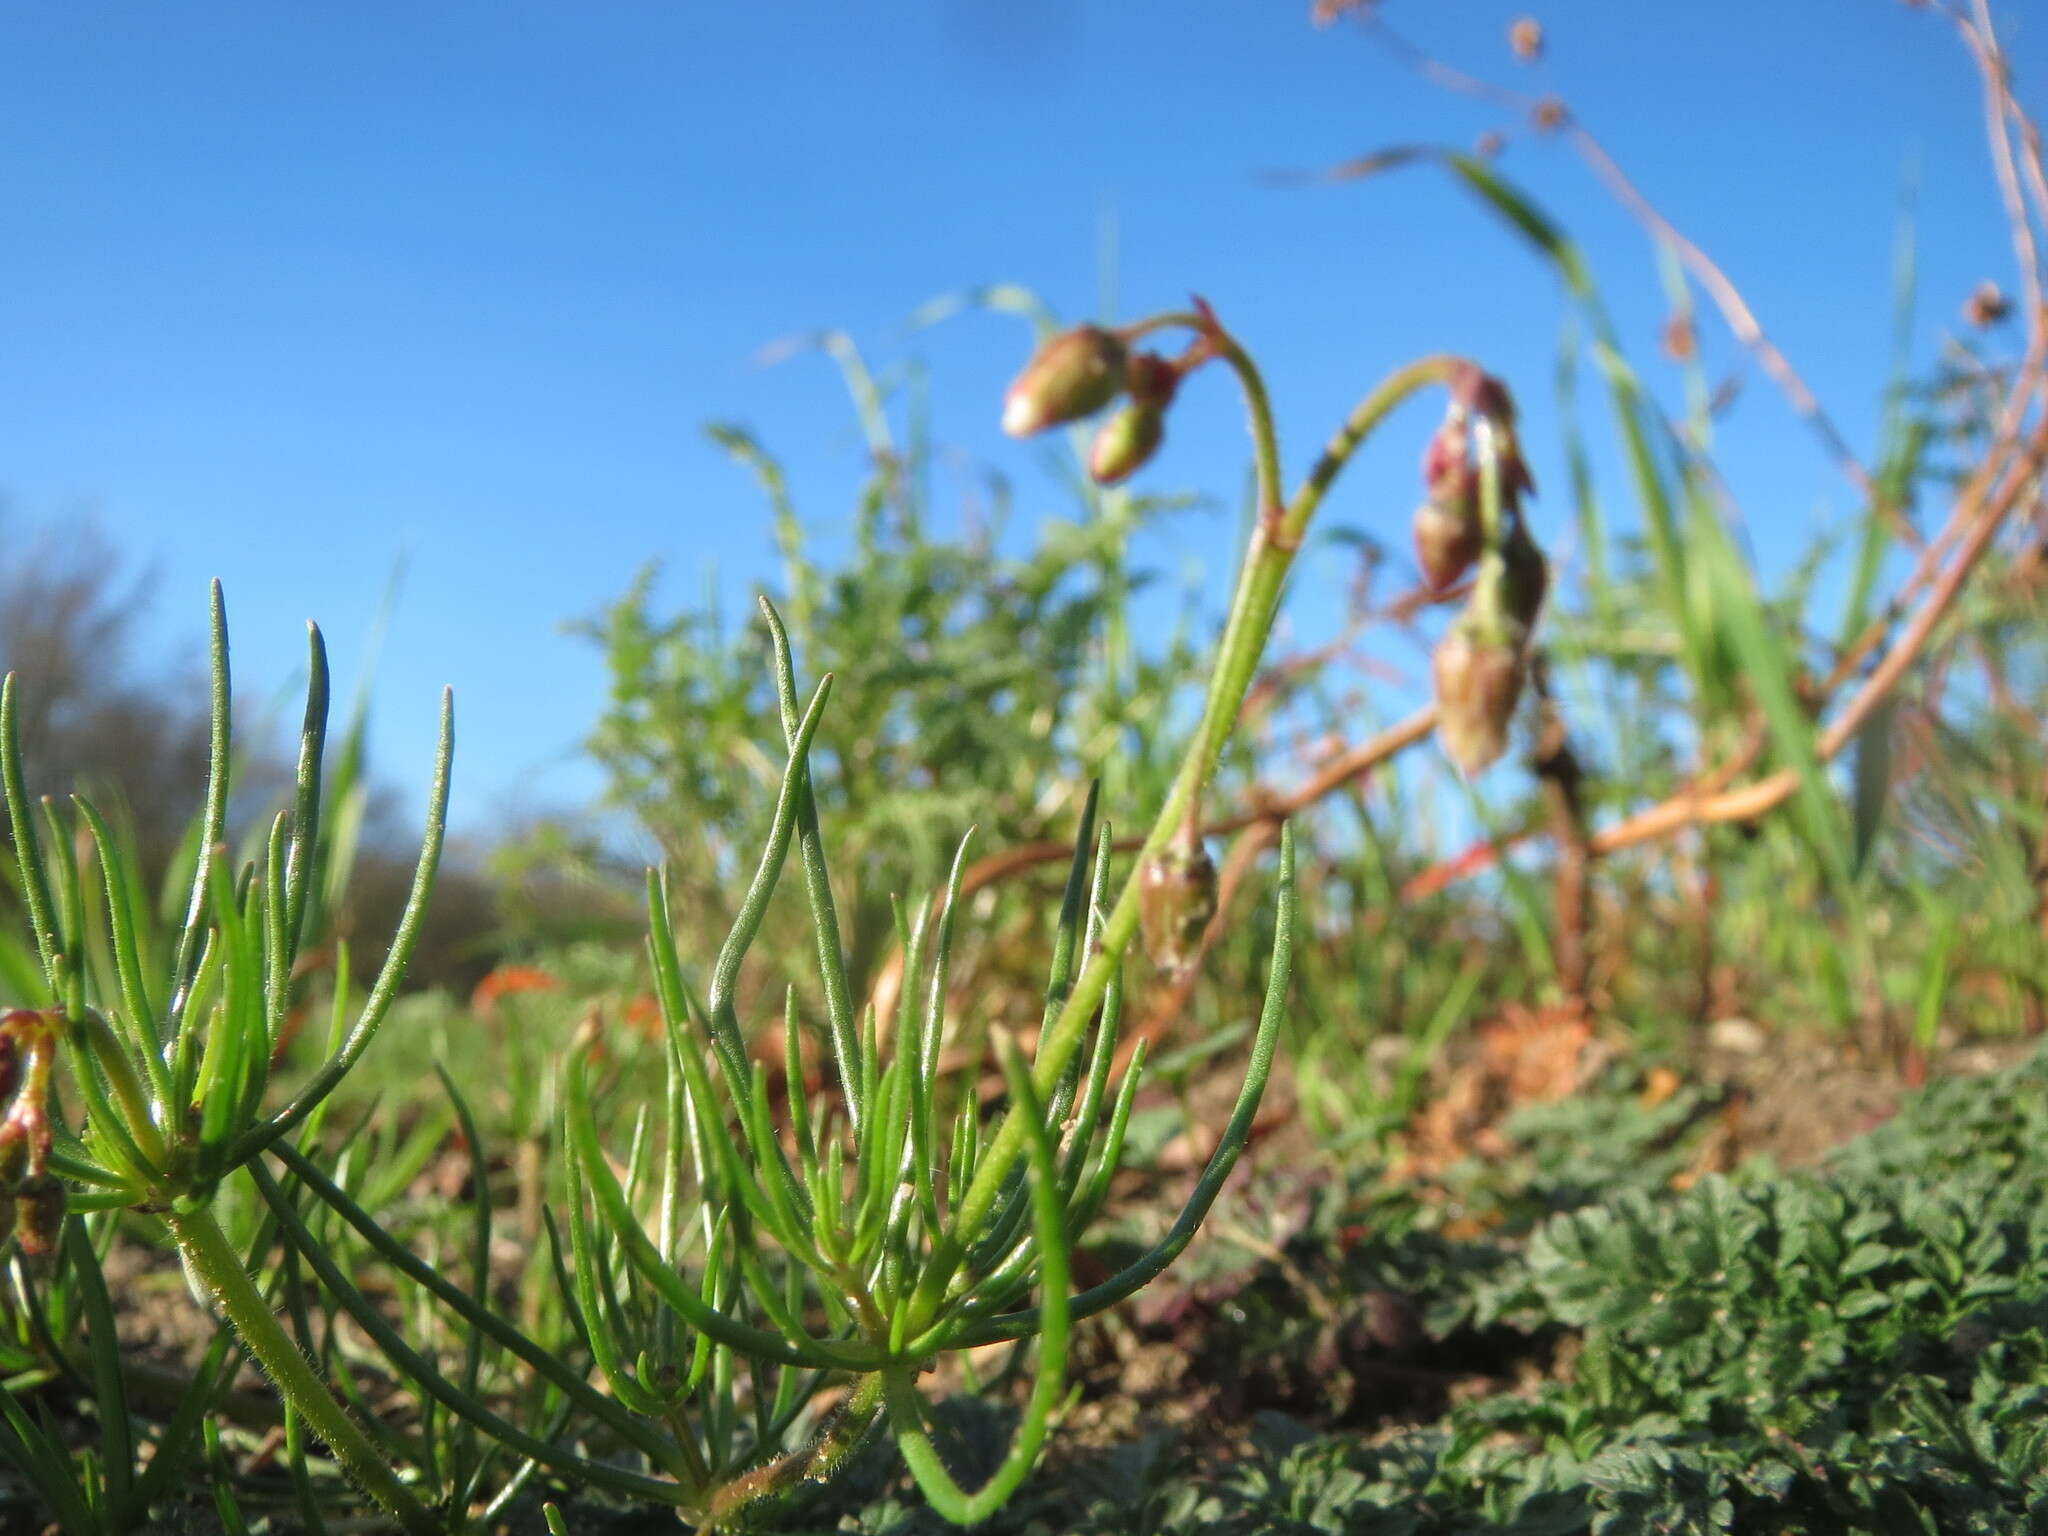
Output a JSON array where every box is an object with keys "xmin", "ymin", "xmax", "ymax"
[
  {"xmin": 166, "ymin": 1202, "xmax": 438, "ymax": 1535},
  {"xmin": 1288, "ymin": 354, "xmax": 1465, "ymax": 535}
]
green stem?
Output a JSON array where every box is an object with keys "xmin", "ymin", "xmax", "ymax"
[
  {"xmin": 165, "ymin": 1203, "xmax": 438, "ymax": 1535},
  {"xmin": 906, "ymin": 341, "xmax": 1463, "ymax": 1331}
]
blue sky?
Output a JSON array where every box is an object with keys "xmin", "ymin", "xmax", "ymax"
[{"xmin": 0, "ymin": 1, "xmax": 2033, "ymax": 839}]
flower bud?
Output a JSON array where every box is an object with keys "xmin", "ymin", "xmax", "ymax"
[
  {"xmin": 1448, "ymin": 364, "xmax": 1514, "ymax": 425},
  {"xmin": 1001, "ymin": 325, "xmax": 1128, "ymax": 438},
  {"xmin": 1421, "ymin": 414, "xmax": 1471, "ymax": 506},
  {"xmin": 1433, "ymin": 610, "xmax": 1529, "ymax": 775},
  {"xmin": 1139, "ymin": 837, "xmax": 1218, "ymax": 977},
  {"xmin": 1509, "ymin": 16, "xmax": 1544, "ymax": 61},
  {"xmin": 1413, "ymin": 500, "xmax": 1482, "ymax": 591},
  {"xmin": 1089, "ymin": 401, "xmax": 1166, "ymax": 486},
  {"xmin": 1124, "ymin": 351, "xmax": 1180, "ymax": 409},
  {"xmin": 14, "ymin": 1174, "xmax": 64, "ymax": 1256}
]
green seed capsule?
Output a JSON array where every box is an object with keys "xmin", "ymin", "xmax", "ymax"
[
  {"xmin": 1088, "ymin": 401, "xmax": 1166, "ymax": 486},
  {"xmin": 1001, "ymin": 325, "xmax": 1128, "ymax": 438}
]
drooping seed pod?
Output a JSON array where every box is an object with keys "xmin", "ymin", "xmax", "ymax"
[
  {"xmin": 1413, "ymin": 499, "xmax": 1482, "ymax": 590},
  {"xmin": 1138, "ymin": 836, "xmax": 1218, "ymax": 976},
  {"xmin": 1089, "ymin": 401, "xmax": 1166, "ymax": 486},
  {"xmin": 1001, "ymin": 325, "xmax": 1128, "ymax": 438},
  {"xmin": 1433, "ymin": 609, "xmax": 1529, "ymax": 776},
  {"xmin": 14, "ymin": 1174, "xmax": 65, "ymax": 1256}
]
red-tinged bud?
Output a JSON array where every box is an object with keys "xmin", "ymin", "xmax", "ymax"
[
  {"xmin": 1509, "ymin": 17, "xmax": 1544, "ymax": 61},
  {"xmin": 1421, "ymin": 414, "xmax": 1470, "ymax": 502},
  {"xmin": 1448, "ymin": 364, "xmax": 1514, "ymax": 425},
  {"xmin": 14, "ymin": 1174, "xmax": 64, "ymax": 1256},
  {"xmin": 1501, "ymin": 525, "xmax": 1550, "ymax": 626},
  {"xmin": 1124, "ymin": 351, "xmax": 1180, "ymax": 408},
  {"xmin": 1433, "ymin": 610, "xmax": 1529, "ymax": 775},
  {"xmin": 1089, "ymin": 401, "xmax": 1167, "ymax": 486},
  {"xmin": 1001, "ymin": 325, "xmax": 1128, "ymax": 438},
  {"xmin": 1139, "ymin": 837, "xmax": 1218, "ymax": 977},
  {"xmin": 1414, "ymin": 500, "xmax": 1482, "ymax": 591}
]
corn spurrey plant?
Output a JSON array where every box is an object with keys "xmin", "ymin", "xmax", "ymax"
[
  {"xmin": 0, "ymin": 584, "xmax": 453, "ymax": 1534},
  {"xmin": 543, "ymin": 303, "xmax": 1545, "ymax": 1524},
  {"xmin": 551, "ymin": 602, "xmax": 1294, "ymax": 1525}
]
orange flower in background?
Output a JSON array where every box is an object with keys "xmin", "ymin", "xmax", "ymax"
[
  {"xmin": 470, "ymin": 965, "xmax": 560, "ymax": 1018},
  {"xmin": 624, "ymin": 993, "xmax": 664, "ymax": 1042}
]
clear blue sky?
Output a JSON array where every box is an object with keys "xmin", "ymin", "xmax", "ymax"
[{"xmin": 0, "ymin": 1, "xmax": 2031, "ymax": 837}]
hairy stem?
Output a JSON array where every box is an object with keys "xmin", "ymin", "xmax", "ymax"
[{"xmin": 166, "ymin": 1202, "xmax": 437, "ymax": 1535}]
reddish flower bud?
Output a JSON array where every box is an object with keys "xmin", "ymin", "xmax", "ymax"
[
  {"xmin": 1124, "ymin": 351, "xmax": 1181, "ymax": 409},
  {"xmin": 1433, "ymin": 611, "xmax": 1529, "ymax": 775},
  {"xmin": 1421, "ymin": 414, "xmax": 1471, "ymax": 504},
  {"xmin": 1413, "ymin": 500, "xmax": 1482, "ymax": 591},
  {"xmin": 14, "ymin": 1174, "xmax": 64, "ymax": 1256},
  {"xmin": 1448, "ymin": 364, "xmax": 1515, "ymax": 426},
  {"xmin": 1001, "ymin": 325, "xmax": 1128, "ymax": 438},
  {"xmin": 1509, "ymin": 16, "xmax": 1544, "ymax": 61},
  {"xmin": 1139, "ymin": 837, "xmax": 1218, "ymax": 977},
  {"xmin": 1089, "ymin": 401, "xmax": 1167, "ymax": 486}
]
